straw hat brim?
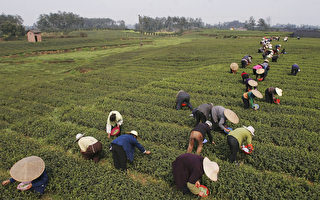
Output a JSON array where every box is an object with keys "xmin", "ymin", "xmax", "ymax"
[
  {"xmin": 248, "ymin": 80, "xmax": 258, "ymax": 87},
  {"xmin": 223, "ymin": 109, "xmax": 239, "ymax": 124},
  {"xmin": 230, "ymin": 63, "xmax": 239, "ymax": 70},
  {"xmin": 203, "ymin": 157, "xmax": 219, "ymax": 182},
  {"xmin": 275, "ymin": 88, "xmax": 283, "ymax": 96},
  {"xmin": 252, "ymin": 90, "xmax": 263, "ymax": 98},
  {"xmin": 256, "ymin": 69, "xmax": 265, "ymax": 74},
  {"xmin": 10, "ymin": 156, "xmax": 45, "ymax": 182}
]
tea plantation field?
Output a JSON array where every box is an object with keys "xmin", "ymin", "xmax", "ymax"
[{"xmin": 0, "ymin": 29, "xmax": 319, "ymax": 199}]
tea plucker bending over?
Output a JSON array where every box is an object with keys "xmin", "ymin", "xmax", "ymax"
[
  {"xmin": 175, "ymin": 90, "xmax": 193, "ymax": 110},
  {"xmin": 172, "ymin": 153, "xmax": 219, "ymax": 196},
  {"xmin": 106, "ymin": 110, "xmax": 123, "ymax": 138},
  {"xmin": 227, "ymin": 126, "xmax": 255, "ymax": 163},
  {"xmin": 192, "ymin": 103, "xmax": 213, "ymax": 126},
  {"xmin": 265, "ymin": 87, "xmax": 282, "ymax": 104},
  {"xmin": 187, "ymin": 121, "xmax": 214, "ymax": 155},
  {"xmin": 75, "ymin": 133, "xmax": 103, "ymax": 163},
  {"xmin": 2, "ymin": 156, "xmax": 48, "ymax": 195},
  {"xmin": 111, "ymin": 130, "xmax": 151, "ymax": 171},
  {"xmin": 211, "ymin": 106, "xmax": 239, "ymax": 133}
]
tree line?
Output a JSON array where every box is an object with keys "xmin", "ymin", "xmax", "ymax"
[{"xmin": 136, "ymin": 15, "xmax": 204, "ymax": 32}]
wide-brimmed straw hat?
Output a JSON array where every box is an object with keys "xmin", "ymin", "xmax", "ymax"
[
  {"xmin": 74, "ymin": 133, "xmax": 85, "ymax": 142},
  {"xmin": 243, "ymin": 126, "xmax": 255, "ymax": 136},
  {"xmin": 264, "ymin": 59, "xmax": 269, "ymax": 63},
  {"xmin": 203, "ymin": 157, "xmax": 219, "ymax": 181},
  {"xmin": 256, "ymin": 68, "xmax": 265, "ymax": 74},
  {"xmin": 230, "ymin": 63, "xmax": 239, "ymax": 70},
  {"xmin": 248, "ymin": 80, "xmax": 258, "ymax": 87},
  {"xmin": 10, "ymin": 156, "xmax": 45, "ymax": 182},
  {"xmin": 275, "ymin": 88, "xmax": 283, "ymax": 96},
  {"xmin": 252, "ymin": 90, "xmax": 263, "ymax": 98},
  {"xmin": 223, "ymin": 109, "xmax": 239, "ymax": 124}
]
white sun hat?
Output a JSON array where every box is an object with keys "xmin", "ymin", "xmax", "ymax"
[
  {"xmin": 74, "ymin": 133, "xmax": 85, "ymax": 142},
  {"xmin": 203, "ymin": 157, "xmax": 219, "ymax": 182},
  {"xmin": 129, "ymin": 130, "xmax": 138, "ymax": 137},
  {"xmin": 243, "ymin": 126, "xmax": 255, "ymax": 136},
  {"xmin": 275, "ymin": 88, "xmax": 283, "ymax": 96},
  {"xmin": 205, "ymin": 120, "xmax": 213, "ymax": 128}
]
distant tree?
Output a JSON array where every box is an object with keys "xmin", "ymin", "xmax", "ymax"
[
  {"xmin": 0, "ymin": 14, "xmax": 25, "ymax": 39},
  {"xmin": 245, "ymin": 16, "xmax": 256, "ymax": 30},
  {"xmin": 36, "ymin": 11, "xmax": 83, "ymax": 32},
  {"xmin": 257, "ymin": 18, "xmax": 269, "ymax": 30}
]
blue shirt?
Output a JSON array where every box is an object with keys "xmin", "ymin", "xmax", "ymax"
[
  {"xmin": 292, "ymin": 64, "xmax": 299, "ymax": 69},
  {"xmin": 10, "ymin": 169, "xmax": 48, "ymax": 195},
  {"xmin": 111, "ymin": 134, "xmax": 146, "ymax": 162}
]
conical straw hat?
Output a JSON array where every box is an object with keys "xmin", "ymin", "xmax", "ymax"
[
  {"xmin": 251, "ymin": 90, "xmax": 263, "ymax": 99},
  {"xmin": 10, "ymin": 156, "xmax": 45, "ymax": 182},
  {"xmin": 223, "ymin": 109, "xmax": 239, "ymax": 124},
  {"xmin": 248, "ymin": 80, "xmax": 258, "ymax": 87},
  {"xmin": 256, "ymin": 68, "xmax": 265, "ymax": 74},
  {"xmin": 230, "ymin": 63, "xmax": 239, "ymax": 70}
]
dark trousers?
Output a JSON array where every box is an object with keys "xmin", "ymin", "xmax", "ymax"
[
  {"xmin": 291, "ymin": 68, "xmax": 299, "ymax": 75},
  {"xmin": 265, "ymin": 89, "xmax": 273, "ymax": 103},
  {"xmin": 112, "ymin": 144, "xmax": 127, "ymax": 170},
  {"xmin": 227, "ymin": 135, "xmax": 239, "ymax": 163},
  {"xmin": 242, "ymin": 96, "xmax": 250, "ymax": 109},
  {"xmin": 81, "ymin": 141, "xmax": 102, "ymax": 163},
  {"xmin": 241, "ymin": 60, "xmax": 247, "ymax": 68},
  {"xmin": 242, "ymin": 74, "xmax": 249, "ymax": 84},
  {"xmin": 194, "ymin": 110, "xmax": 207, "ymax": 125}
]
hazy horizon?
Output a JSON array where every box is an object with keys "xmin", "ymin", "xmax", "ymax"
[{"xmin": 1, "ymin": 0, "xmax": 319, "ymax": 26}]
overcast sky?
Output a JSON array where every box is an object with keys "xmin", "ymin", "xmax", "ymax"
[{"xmin": 1, "ymin": 0, "xmax": 319, "ymax": 26}]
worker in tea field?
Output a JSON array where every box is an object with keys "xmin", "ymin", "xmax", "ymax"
[
  {"xmin": 187, "ymin": 121, "xmax": 214, "ymax": 155},
  {"xmin": 227, "ymin": 126, "xmax": 255, "ymax": 163},
  {"xmin": 172, "ymin": 153, "xmax": 219, "ymax": 196},
  {"xmin": 291, "ymin": 64, "xmax": 300, "ymax": 76},
  {"xmin": 245, "ymin": 79, "xmax": 258, "ymax": 92},
  {"xmin": 241, "ymin": 55, "xmax": 252, "ymax": 68},
  {"xmin": 2, "ymin": 156, "xmax": 48, "ymax": 195},
  {"xmin": 242, "ymin": 90, "xmax": 263, "ymax": 110},
  {"xmin": 176, "ymin": 90, "xmax": 193, "ymax": 110},
  {"xmin": 106, "ymin": 110, "xmax": 123, "ymax": 138},
  {"xmin": 265, "ymin": 87, "xmax": 282, "ymax": 104},
  {"xmin": 75, "ymin": 133, "xmax": 103, "ymax": 163},
  {"xmin": 211, "ymin": 106, "xmax": 239, "ymax": 134},
  {"xmin": 259, "ymin": 59, "xmax": 270, "ymax": 81},
  {"xmin": 111, "ymin": 130, "xmax": 151, "ymax": 171},
  {"xmin": 192, "ymin": 103, "xmax": 214, "ymax": 126},
  {"xmin": 230, "ymin": 63, "xmax": 239, "ymax": 74},
  {"xmin": 241, "ymin": 71, "xmax": 249, "ymax": 84}
]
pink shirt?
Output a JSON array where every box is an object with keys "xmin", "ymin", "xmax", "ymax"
[{"xmin": 253, "ymin": 65, "xmax": 262, "ymax": 70}]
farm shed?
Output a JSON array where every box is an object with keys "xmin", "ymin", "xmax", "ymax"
[{"xmin": 27, "ymin": 30, "xmax": 42, "ymax": 42}]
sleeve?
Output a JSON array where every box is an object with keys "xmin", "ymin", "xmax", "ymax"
[
  {"xmin": 218, "ymin": 117, "xmax": 226, "ymax": 130},
  {"xmin": 9, "ymin": 178, "xmax": 16, "ymax": 183},
  {"xmin": 207, "ymin": 128, "xmax": 213, "ymax": 143},
  {"xmin": 106, "ymin": 124, "xmax": 111, "ymax": 134},
  {"xmin": 117, "ymin": 113, "xmax": 123, "ymax": 126},
  {"xmin": 211, "ymin": 107, "xmax": 218, "ymax": 123},
  {"xmin": 133, "ymin": 138, "xmax": 146, "ymax": 153},
  {"xmin": 187, "ymin": 182, "xmax": 200, "ymax": 195},
  {"xmin": 31, "ymin": 170, "xmax": 48, "ymax": 188},
  {"xmin": 249, "ymin": 93, "xmax": 254, "ymax": 107},
  {"xmin": 246, "ymin": 135, "xmax": 252, "ymax": 145}
]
